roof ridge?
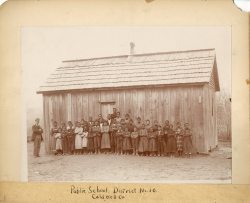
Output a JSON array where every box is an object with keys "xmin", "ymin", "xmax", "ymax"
[{"xmin": 62, "ymin": 48, "xmax": 215, "ymax": 63}]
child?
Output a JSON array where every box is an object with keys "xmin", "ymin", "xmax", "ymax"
[
  {"xmin": 115, "ymin": 111, "xmax": 122, "ymax": 124},
  {"xmin": 67, "ymin": 121, "xmax": 75, "ymax": 154},
  {"xmin": 134, "ymin": 116, "xmax": 142, "ymax": 130},
  {"xmin": 74, "ymin": 122, "xmax": 83, "ymax": 155},
  {"xmin": 131, "ymin": 127, "xmax": 139, "ymax": 155},
  {"xmin": 61, "ymin": 123, "xmax": 68, "ymax": 155},
  {"xmin": 87, "ymin": 125, "xmax": 94, "ymax": 154},
  {"xmin": 183, "ymin": 123, "xmax": 193, "ymax": 157},
  {"xmin": 175, "ymin": 122, "xmax": 184, "ymax": 157},
  {"xmin": 127, "ymin": 119, "xmax": 135, "ymax": 133},
  {"xmin": 166, "ymin": 124, "xmax": 176, "ymax": 157},
  {"xmin": 152, "ymin": 120, "xmax": 159, "ymax": 132},
  {"xmin": 157, "ymin": 125, "xmax": 166, "ymax": 156},
  {"xmin": 81, "ymin": 127, "xmax": 88, "ymax": 154},
  {"xmin": 163, "ymin": 120, "xmax": 170, "ymax": 144},
  {"xmin": 145, "ymin": 119, "xmax": 151, "ymax": 132},
  {"xmin": 55, "ymin": 128, "xmax": 63, "ymax": 155},
  {"xmin": 115, "ymin": 126, "xmax": 123, "ymax": 155},
  {"xmin": 122, "ymin": 127, "xmax": 131, "ymax": 155},
  {"xmin": 148, "ymin": 127, "xmax": 157, "ymax": 156},
  {"xmin": 101, "ymin": 121, "xmax": 111, "ymax": 154},
  {"xmin": 92, "ymin": 121, "xmax": 101, "ymax": 154},
  {"xmin": 124, "ymin": 114, "xmax": 131, "ymax": 125},
  {"xmin": 138, "ymin": 124, "xmax": 149, "ymax": 156},
  {"xmin": 120, "ymin": 118, "xmax": 126, "ymax": 130},
  {"xmin": 110, "ymin": 120, "xmax": 118, "ymax": 153}
]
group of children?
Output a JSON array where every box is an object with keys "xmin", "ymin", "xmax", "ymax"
[{"xmin": 51, "ymin": 111, "xmax": 193, "ymax": 157}]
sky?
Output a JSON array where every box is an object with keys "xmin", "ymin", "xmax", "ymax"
[{"xmin": 22, "ymin": 26, "xmax": 231, "ymax": 111}]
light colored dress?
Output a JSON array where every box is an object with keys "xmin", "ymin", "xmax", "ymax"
[
  {"xmin": 81, "ymin": 131, "xmax": 88, "ymax": 148},
  {"xmin": 101, "ymin": 125, "xmax": 110, "ymax": 149},
  {"xmin": 55, "ymin": 133, "xmax": 62, "ymax": 150},
  {"xmin": 75, "ymin": 127, "xmax": 83, "ymax": 149}
]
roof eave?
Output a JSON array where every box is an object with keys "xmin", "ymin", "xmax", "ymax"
[{"xmin": 36, "ymin": 82, "xmax": 208, "ymax": 95}]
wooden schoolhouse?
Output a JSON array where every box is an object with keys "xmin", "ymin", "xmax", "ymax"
[{"xmin": 37, "ymin": 46, "xmax": 220, "ymax": 154}]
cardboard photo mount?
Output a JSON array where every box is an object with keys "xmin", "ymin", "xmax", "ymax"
[{"xmin": 0, "ymin": 0, "xmax": 249, "ymax": 202}]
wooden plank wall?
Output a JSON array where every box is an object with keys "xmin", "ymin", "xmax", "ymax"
[
  {"xmin": 203, "ymin": 84, "xmax": 217, "ymax": 152},
  {"xmin": 42, "ymin": 85, "xmax": 208, "ymax": 153}
]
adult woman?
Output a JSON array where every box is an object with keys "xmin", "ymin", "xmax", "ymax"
[
  {"xmin": 101, "ymin": 121, "xmax": 111, "ymax": 153},
  {"xmin": 74, "ymin": 122, "xmax": 83, "ymax": 154},
  {"xmin": 50, "ymin": 121, "xmax": 59, "ymax": 153}
]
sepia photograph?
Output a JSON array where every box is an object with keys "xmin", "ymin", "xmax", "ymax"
[{"xmin": 22, "ymin": 26, "xmax": 232, "ymax": 183}]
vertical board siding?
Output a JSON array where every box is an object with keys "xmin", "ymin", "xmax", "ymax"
[{"xmin": 42, "ymin": 85, "xmax": 217, "ymax": 153}]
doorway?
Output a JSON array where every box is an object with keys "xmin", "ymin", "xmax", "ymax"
[{"xmin": 101, "ymin": 103, "xmax": 115, "ymax": 120}]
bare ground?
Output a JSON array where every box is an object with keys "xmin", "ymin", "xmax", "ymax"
[{"xmin": 28, "ymin": 141, "xmax": 231, "ymax": 183}]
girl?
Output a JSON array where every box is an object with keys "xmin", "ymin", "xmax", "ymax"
[
  {"xmin": 81, "ymin": 127, "xmax": 88, "ymax": 154},
  {"xmin": 175, "ymin": 122, "xmax": 184, "ymax": 157},
  {"xmin": 138, "ymin": 124, "xmax": 149, "ymax": 156},
  {"xmin": 157, "ymin": 125, "xmax": 166, "ymax": 156},
  {"xmin": 124, "ymin": 114, "xmax": 131, "ymax": 126},
  {"xmin": 166, "ymin": 124, "xmax": 177, "ymax": 157},
  {"xmin": 134, "ymin": 116, "xmax": 142, "ymax": 130},
  {"xmin": 115, "ymin": 126, "xmax": 123, "ymax": 155},
  {"xmin": 101, "ymin": 121, "xmax": 111, "ymax": 153},
  {"xmin": 61, "ymin": 123, "xmax": 68, "ymax": 155},
  {"xmin": 148, "ymin": 127, "xmax": 157, "ymax": 156},
  {"xmin": 87, "ymin": 125, "xmax": 94, "ymax": 154},
  {"xmin": 92, "ymin": 121, "xmax": 101, "ymax": 154},
  {"xmin": 55, "ymin": 128, "xmax": 63, "ymax": 155},
  {"xmin": 74, "ymin": 122, "xmax": 83, "ymax": 155},
  {"xmin": 145, "ymin": 119, "xmax": 151, "ymax": 132},
  {"xmin": 183, "ymin": 123, "xmax": 193, "ymax": 157},
  {"xmin": 131, "ymin": 127, "xmax": 139, "ymax": 155},
  {"xmin": 122, "ymin": 127, "xmax": 131, "ymax": 155}
]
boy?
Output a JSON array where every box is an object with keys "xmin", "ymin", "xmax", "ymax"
[
  {"xmin": 92, "ymin": 121, "xmax": 101, "ymax": 154},
  {"xmin": 175, "ymin": 122, "xmax": 184, "ymax": 157},
  {"xmin": 110, "ymin": 120, "xmax": 118, "ymax": 153},
  {"xmin": 157, "ymin": 125, "xmax": 166, "ymax": 156},
  {"xmin": 148, "ymin": 127, "xmax": 157, "ymax": 156},
  {"xmin": 138, "ymin": 123, "xmax": 149, "ymax": 156},
  {"xmin": 122, "ymin": 127, "xmax": 131, "ymax": 155},
  {"xmin": 115, "ymin": 126, "xmax": 123, "ymax": 155},
  {"xmin": 152, "ymin": 120, "xmax": 159, "ymax": 132},
  {"xmin": 166, "ymin": 124, "xmax": 176, "ymax": 157},
  {"xmin": 131, "ymin": 127, "xmax": 139, "ymax": 155}
]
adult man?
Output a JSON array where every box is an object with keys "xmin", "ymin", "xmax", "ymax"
[
  {"xmin": 111, "ymin": 108, "xmax": 117, "ymax": 119},
  {"xmin": 32, "ymin": 118, "xmax": 43, "ymax": 157}
]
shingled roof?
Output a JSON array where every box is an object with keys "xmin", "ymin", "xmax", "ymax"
[{"xmin": 37, "ymin": 48, "xmax": 220, "ymax": 93}]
